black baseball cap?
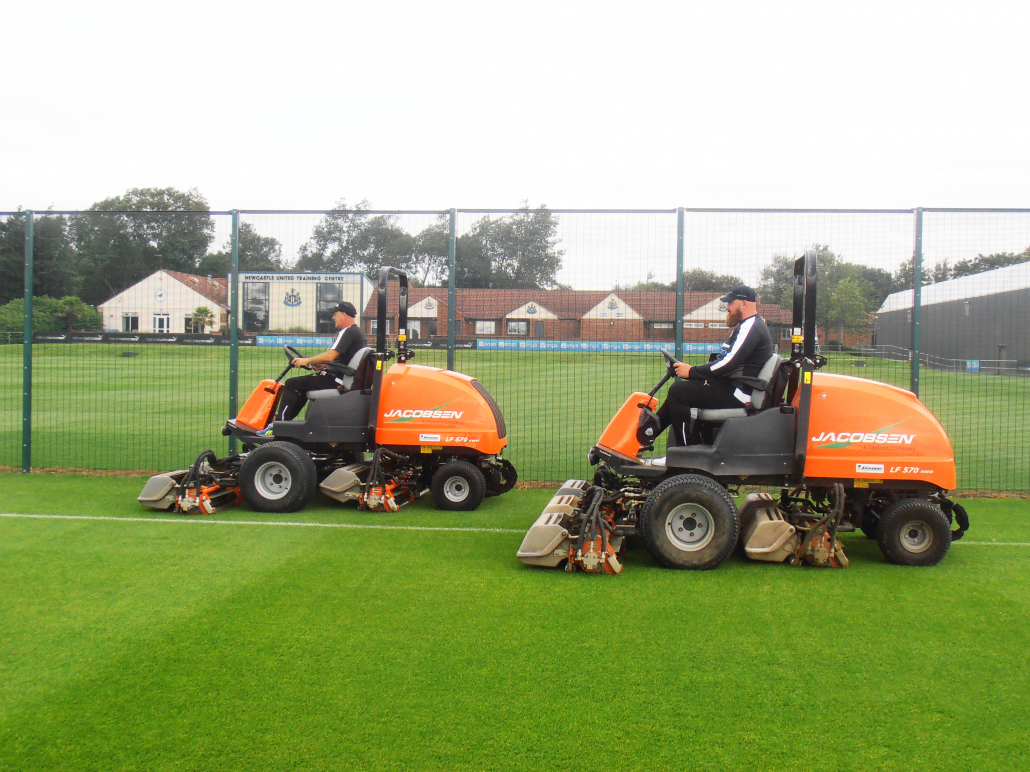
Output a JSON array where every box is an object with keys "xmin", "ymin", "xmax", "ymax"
[
  {"xmin": 720, "ymin": 284, "xmax": 757, "ymax": 303},
  {"xmin": 334, "ymin": 301, "xmax": 358, "ymax": 317}
]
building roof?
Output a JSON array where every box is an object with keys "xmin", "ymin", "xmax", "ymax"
[
  {"xmin": 877, "ymin": 261, "xmax": 1030, "ymax": 313},
  {"xmin": 363, "ymin": 284, "xmax": 792, "ymax": 324},
  {"xmin": 163, "ymin": 270, "xmax": 229, "ymax": 308}
]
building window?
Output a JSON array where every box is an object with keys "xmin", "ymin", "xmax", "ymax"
[
  {"xmin": 507, "ymin": 320, "xmax": 527, "ymax": 335},
  {"xmin": 153, "ymin": 314, "xmax": 170, "ymax": 333},
  {"xmin": 243, "ymin": 281, "xmax": 270, "ymax": 333},
  {"xmin": 652, "ymin": 322, "xmax": 673, "ymax": 330},
  {"xmin": 964, "ymin": 301, "xmax": 970, "ymax": 317},
  {"xmin": 476, "ymin": 320, "xmax": 496, "ymax": 335},
  {"xmin": 682, "ymin": 322, "xmax": 705, "ymax": 329},
  {"xmin": 707, "ymin": 322, "xmax": 728, "ymax": 329},
  {"xmin": 122, "ymin": 313, "xmax": 139, "ymax": 332},
  {"xmin": 369, "ymin": 319, "xmax": 391, "ymax": 335},
  {"xmin": 317, "ymin": 283, "xmax": 343, "ymax": 334},
  {"xmin": 185, "ymin": 315, "xmax": 197, "ymax": 333},
  {"xmin": 780, "ymin": 327, "xmax": 792, "ymax": 340}
]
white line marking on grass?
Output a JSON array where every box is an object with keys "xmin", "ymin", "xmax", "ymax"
[
  {"xmin": 0, "ymin": 513, "xmax": 525, "ymax": 534},
  {"xmin": 952, "ymin": 541, "xmax": 1030, "ymax": 547}
]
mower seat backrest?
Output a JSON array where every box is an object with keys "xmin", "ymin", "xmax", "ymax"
[
  {"xmin": 696, "ymin": 353, "xmax": 783, "ymax": 422},
  {"xmin": 339, "ymin": 346, "xmax": 373, "ymax": 392},
  {"xmin": 306, "ymin": 347, "xmax": 374, "ymax": 401}
]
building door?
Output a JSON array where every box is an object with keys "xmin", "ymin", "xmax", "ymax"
[
  {"xmin": 534, "ymin": 320, "xmax": 545, "ymax": 338},
  {"xmin": 153, "ymin": 314, "xmax": 170, "ymax": 333},
  {"xmin": 408, "ymin": 320, "xmax": 421, "ymax": 340}
]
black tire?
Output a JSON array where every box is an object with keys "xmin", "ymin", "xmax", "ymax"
[
  {"xmin": 638, "ymin": 474, "xmax": 740, "ymax": 570},
  {"xmin": 239, "ymin": 441, "xmax": 317, "ymax": 513},
  {"xmin": 431, "ymin": 460, "xmax": 486, "ymax": 512},
  {"xmin": 876, "ymin": 498, "xmax": 951, "ymax": 566}
]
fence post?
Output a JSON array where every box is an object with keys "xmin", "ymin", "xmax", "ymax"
[
  {"xmin": 22, "ymin": 210, "xmax": 33, "ymax": 473},
  {"xmin": 228, "ymin": 209, "xmax": 240, "ymax": 454},
  {"xmin": 675, "ymin": 207, "xmax": 684, "ymax": 360},
  {"xmin": 910, "ymin": 207, "xmax": 923, "ymax": 396},
  {"xmin": 447, "ymin": 208, "xmax": 456, "ymax": 372}
]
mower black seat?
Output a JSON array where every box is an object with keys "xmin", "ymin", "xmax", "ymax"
[{"xmin": 696, "ymin": 353, "xmax": 783, "ymax": 422}]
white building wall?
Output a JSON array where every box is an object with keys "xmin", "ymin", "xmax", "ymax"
[{"xmin": 98, "ymin": 271, "xmax": 225, "ymax": 333}]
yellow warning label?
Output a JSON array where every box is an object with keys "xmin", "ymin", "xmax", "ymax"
[
  {"xmin": 376, "ymin": 360, "xmax": 382, "ymax": 370},
  {"xmin": 804, "ymin": 372, "xmax": 812, "ymax": 384},
  {"xmin": 792, "ymin": 335, "xmax": 803, "ymax": 344},
  {"xmin": 421, "ymin": 446, "xmax": 442, "ymax": 454}
]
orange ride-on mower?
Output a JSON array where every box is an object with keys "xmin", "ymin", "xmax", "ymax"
[
  {"xmin": 138, "ymin": 266, "xmax": 516, "ymax": 515},
  {"xmin": 517, "ymin": 248, "xmax": 968, "ymax": 574}
]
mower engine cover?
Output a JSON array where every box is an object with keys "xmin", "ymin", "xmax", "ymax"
[{"xmin": 375, "ymin": 364, "xmax": 507, "ymax": 455}]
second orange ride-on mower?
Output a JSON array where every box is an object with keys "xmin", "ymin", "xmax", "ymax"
[
  {"xmin": 138, "ymin": 266, "xmax": 516, "ymax": 515},
  {"xmin": 517, "ymin": 248, "xmax": 968, "ymax": 574}
]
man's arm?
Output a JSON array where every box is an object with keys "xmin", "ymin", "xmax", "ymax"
[{"xmin": 292, "ymin": 349, "xmax": 340, "ymax": 369}]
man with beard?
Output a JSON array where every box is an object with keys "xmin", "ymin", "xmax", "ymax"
[{"xmin": 655, "ymin": 284, "xmax": 773, "ymax": 446}]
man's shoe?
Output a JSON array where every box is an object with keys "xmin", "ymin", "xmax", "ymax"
[{"xmin": 256, "ymin": 426, "xmax": 274, "ymax": 436}]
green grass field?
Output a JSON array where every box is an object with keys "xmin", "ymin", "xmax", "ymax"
[
  {"xmin": 1, "ymin": 473, "xmax": 1028, "ymax": 771},
  {"xmin": 1, "ymin": 343, "xmax": 1028, "ymax": 490}
]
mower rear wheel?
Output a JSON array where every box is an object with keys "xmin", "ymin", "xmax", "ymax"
[
  {"xmin": 239, "ymin": 441, "xmax": 317, "ymax": 513},
  {"xmin": 876, "ymin": 498, "xmax": 951, "ymax": 566},
  {"xmin": 638, "ymin": 475, "xmax": 739, "ymax": 570},
  {"xmin": 431, "ymin": 460, "xmax": 486, "ymax": 512}
]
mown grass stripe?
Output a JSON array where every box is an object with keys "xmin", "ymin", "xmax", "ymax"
[{"xmin": 0, "ymin": 512, "xmax": 525, "ymax": 534}]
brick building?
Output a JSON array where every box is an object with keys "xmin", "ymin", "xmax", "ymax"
[{"xmin": 363, "ymin": 285, "xmax": 793, "ymax": 346}]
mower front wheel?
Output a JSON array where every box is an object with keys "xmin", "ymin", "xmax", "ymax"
[
  {"xmin": 431, "ymin": 460, "xmax": 486, "ymax": 512},
  {"xmin": 877, "ymin": 498, "xmax": 951, "ymax": 566},
  {"xmin": 638, "ymin": 475, "xmax": 740, "ymax": 570},
  {"xmin": 239, "ymin": 441, "xmax": 317, "ymax": 513}
]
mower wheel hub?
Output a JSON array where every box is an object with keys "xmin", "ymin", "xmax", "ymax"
[
  {"xmin": 443, "ymin": 476, "xmax": 470, "ymax": 503},
  {"xmin": 665, "ymin": 503, "xmax": 715, "ymax": 552},
  {"xmin": 900, "ymin": 520, "xmax": 934, "ymax": 553},
  {"xmin": 255, "ymin": 461, "xmax": 292, "ymax": 500}
]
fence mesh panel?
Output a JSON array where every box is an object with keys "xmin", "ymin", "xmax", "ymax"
[{"xmin": 4, "ymin": 207, "xmax": 1028, "ymax": 490}]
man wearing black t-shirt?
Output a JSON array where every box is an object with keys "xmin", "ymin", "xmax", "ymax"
[
  {"xmin": 273, "ymin": 301, "xmax": 368, "ymax": 422},
  {"xmin": 656, "ymin": 284, "xmax": 773, "ymax": 445}
]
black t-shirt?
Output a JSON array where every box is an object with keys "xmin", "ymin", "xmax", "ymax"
[{"xmin": 331, "ymin": 324, "xmax": 367, "ymax": 366}]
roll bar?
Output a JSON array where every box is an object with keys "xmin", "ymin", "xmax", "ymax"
[
  {"xmin": 791, "ymin": 247, "xmax": 818, "ymax": 362},
  {"xmin": 377, "ymin": 265, "xmax": 410, "ymax": 363}
]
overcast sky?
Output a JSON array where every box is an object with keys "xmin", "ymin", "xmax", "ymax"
[{"xmin": 4, "ymin": 0, "xmax": 1028, "ymax": 214}]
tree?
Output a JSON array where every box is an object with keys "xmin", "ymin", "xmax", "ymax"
[
  {"xmin": 70, "ymin": 187, "xmax": 214, "ymax": 306},
  {"xmin": 758, "ymin": 244, "xmax": 894, "ymax": 336},
  {"xmin": 680, "ymin": 268, "xmax": 744, "ymax": 292},
  {"xmin": 191, "ymin": 306, "xmax": 215, "ymax": 333},
  {"xmin": 0, "ymin": 212, "xmax": 78, "ymax": 305},
  {"xmin": 892, "ymin": 256, "xmax": 951, "ymax": 289},
  {"xmin": 453, "ymin": 204, "xmax": 565, "ymax": 289},
  {"xmin": 825, "ymin": 277, "xmax": 868, "ymax": 345},
  {"xmin": 295, "ymin": 199, "xmax": 418, "ymax": 280},
  {"xmin": 950, "ymin": 247, "xmax": 1030, "ymax": 278},
  {"xmin": 0, "ymin": 296, "xmax": 101, "ymax": 333},
  {"xmin": 199, "ymin": 223, "xmax": 286, "ymax": 276}
]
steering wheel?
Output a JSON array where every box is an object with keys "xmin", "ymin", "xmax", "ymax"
[
  {"xmin": 662, "ymin": 348, "xmax": 681, "ymax": 376},
  {"xmin": 283, "ymin": 344, "xmax": 312, "ymax": 370}
]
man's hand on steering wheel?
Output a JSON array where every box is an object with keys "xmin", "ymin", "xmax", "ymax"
[{"xmin": 662, "ymin": 349, "xmax": 690, "ymax": 379}]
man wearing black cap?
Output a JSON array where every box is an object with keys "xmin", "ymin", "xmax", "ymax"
[
  {"xmin": 656, "ymin": 284, "xmax": 773, "ymax": 445},
  {"xmin": 272, "ymin": 301, "xmax": 367, "ymax": 423}
]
